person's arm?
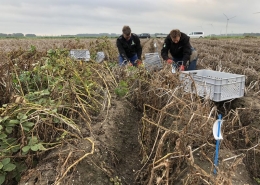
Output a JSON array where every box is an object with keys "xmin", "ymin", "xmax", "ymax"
[
  {"xmin": 135, "ymin": 37, "xmax": 142, "ymax": 60},
  {"xmin": 182, "ymin": 37, "xmax": 192, "ymax": 65},
  {"xmin": 116, "ymin": 38, "xmax": 129, "ymax": 61},
  {"xmin": 161, "ymin": 36, "xmax": 171, "ymax": 60}
]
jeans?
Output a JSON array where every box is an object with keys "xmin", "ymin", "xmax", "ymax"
[
  {"xmin": 119, "ymin": 54, "xmax": 138, "ymax": 66},
  {"xmin": 172, "ymin": 47, "xmax": 197, "ymax": 71}
]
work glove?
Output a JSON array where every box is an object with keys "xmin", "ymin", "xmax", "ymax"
[
  {"xmin": 166, "ymin": 59, "xmax": 173, "ymax": 64},
  {"xmin": 179, "ymin": 61, "xmax": 185, "ymax": 71},
  {"xmin": 179, "ymin": 65, "xmax": 185, "ymax": 71},
  {"xmin": 136, "ymin": 59, "xmax": 142, "ymax": 66}
]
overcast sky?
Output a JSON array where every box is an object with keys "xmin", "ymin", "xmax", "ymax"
[{"xmin": 1, "ymin": 0, "xmax": 259, "ymax": 36}]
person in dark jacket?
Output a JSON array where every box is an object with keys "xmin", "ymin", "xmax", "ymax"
[
  {"xmin": 116, "ymin": 25, "xmax": 142, "ymax": 66},
  {"xmin": 161, "ymin": 29, "xmax": 198, "ymax": 71}
]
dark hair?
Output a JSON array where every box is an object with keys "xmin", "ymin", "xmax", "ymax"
[
  {"xmin": 122, "ymin": 25, "xmax": 131, "ymax": 36},
  {"xmin": 170, "ymin": 29, "xmax": 181, "ymax": 38}
]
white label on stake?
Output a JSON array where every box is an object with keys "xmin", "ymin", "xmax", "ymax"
[{"xmin": 213, "ymin": 120, "xmax": 223, "ymax": 140}]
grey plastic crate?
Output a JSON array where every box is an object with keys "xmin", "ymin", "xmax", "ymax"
[
  {"xmin": 96, "ymin": 51, "xmax": 105, "ymax": 63},
  {"xmin": 144, "ymin": 52, "xmax": 163, "ymax": 71},
  {"xmin": 179, "ymin": 70, "xmax": 245, "ymax": 102},
  {"xmin": 69, "ymin": 50, "xmax": 90, "ymax": 61}
]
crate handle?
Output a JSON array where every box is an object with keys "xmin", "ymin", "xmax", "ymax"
[{"xmin": 193, "ymin": 76, "xmax": 202, "ymax": 81}]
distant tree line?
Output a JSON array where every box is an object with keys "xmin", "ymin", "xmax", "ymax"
[
  {"xmin": 0, "ymin": 33, "xmax": 37, "ymax": 37},
  {"xmin": 0, "ymin": 33, "xmax": 120, "ymax": 38},
  {"xmin": 61, "ymin": 33, "xmax": 119, "ymax": 38},
  {"xmin": 243, "ymin": 33, "xmax": 260, "ymax": 36}
]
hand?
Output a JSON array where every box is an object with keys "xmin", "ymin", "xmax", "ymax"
[
  {"xmin": 179, "ymin": 61, "xmax": 185, "ymax": 71},
  {"xmin": 179, "ymin": 65, "xmax": 185, "ymax": 71},
  {"xmin": 166, "ymin": 59, "xmax": 173, "ymax": 64},
  {"xmin": 136, "ymin": 59, "xmax": 142, "ymax": 66}
]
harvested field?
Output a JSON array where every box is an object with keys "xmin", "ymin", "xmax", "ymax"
[{"xmin": 0, "ymin": 37, "xmax": 259, "ymax": 185}]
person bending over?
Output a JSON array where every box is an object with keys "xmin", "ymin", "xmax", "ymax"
[
  {"xmin": 116, "ymin": 25, "xmax": 142, "ymax": 67},
  {"xmin": 161, "ymin": 29, "xmax": 198, "ymax": 71}
]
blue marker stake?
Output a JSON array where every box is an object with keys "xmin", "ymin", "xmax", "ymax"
[{"xmin": 214, "ymin": 114, "xmax": 222, "ymax": 174}]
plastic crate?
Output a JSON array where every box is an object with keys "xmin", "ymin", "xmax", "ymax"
[
  {"xmin": 96, "ymin": 51, "xmax": 105, "ymax": 63},
  {"xmin": 179, "ymin": 70, "xmax": 245, "ymax": 102},
  {"xmin": 69, "ymin": 50, "xmax": 90, "ymax": 61},
  {"xmin": 144, "ymin": 53, "xmax": 163, "ymax": 71}
]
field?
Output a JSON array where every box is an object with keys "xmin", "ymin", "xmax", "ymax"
[{"xmin": 0, "ymin": 37, "xmax": 260, "ymax": 185}]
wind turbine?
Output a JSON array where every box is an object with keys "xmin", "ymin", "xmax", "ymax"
[
  {"xmin": 197, "ymin": 23, "xmax": 204, "ymax": 31},
  {"xmin": 223, "ymin": 13, "xmax": 236, "ymax": 37},
  {"xmin": 208, "ymin": 23, "xmax": 214, "ymax": 37},
  {"xmin": 209, "ymin": 23, "xmax": 214, "ymax": 29}
]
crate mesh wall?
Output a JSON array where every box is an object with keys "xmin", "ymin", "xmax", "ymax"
[
  {"xmin": 180, "ymin": 70, "xmax": 245, "ymax": 102},
  {"xmin": 96, "ymin": 52, "xmax": 105, "ymax": 63},
  {"xmin": 221, "ymin": 83, "xmax": 241, "ymax": 99},
  {"xmin": 144, "ymin": 53, "xmax": 163, "ymax": 71},
  {"xmin": 70, "ymin": 50, "xmax": 90, "ymax": 61}
]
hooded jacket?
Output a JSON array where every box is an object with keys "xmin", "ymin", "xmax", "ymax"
[
  {"xmin": 116, "ymin": 33, "xmax": 142, "ymax": 61},
  {"xmin": 161, "ymin": 32, "xmax": 192, "ymax": 65}
]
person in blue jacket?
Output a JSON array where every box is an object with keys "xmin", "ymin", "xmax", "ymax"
[
  {"xmin": 161, "ymin": 29, "xmax": 198, "ymax": 71},
  {"xmin": 116, "ymin": 25, "xmax": 142, "ymax": 66}
]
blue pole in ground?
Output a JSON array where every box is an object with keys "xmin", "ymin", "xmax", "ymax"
[{"xmin": 214, "ymin": 114, "xmax": 222, "ymax": 174}]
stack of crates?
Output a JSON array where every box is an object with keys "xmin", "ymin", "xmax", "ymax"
[{"xmin": 179, "ymin": 70, "xmax": 245, "ymax": 102}]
